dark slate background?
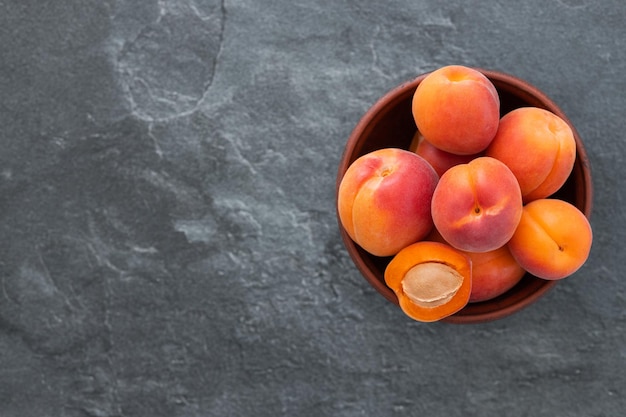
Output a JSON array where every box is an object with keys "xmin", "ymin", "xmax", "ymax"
[{"xmin": 1, "ymin": 1, "xmax": 624, "ymax": 416}]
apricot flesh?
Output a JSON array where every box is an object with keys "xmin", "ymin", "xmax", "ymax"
[
  {"xmin": 337, "ymin": 148, "xmax": 439, "ymax": 257},
  {"xmin": 508, "ymin": 198, "xmax": 592, "ymax": 280},
  {"xmin": 412, "ymin": 65, "xmax": 500, "ymax": 155}
]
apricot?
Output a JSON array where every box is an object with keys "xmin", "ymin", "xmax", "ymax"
[
  {"xmin": 508, "ymin": 198, "xmax": 592, "ymax": 280},
  {"xmin": 337, "ymin": 148, "xmax": 439, "ymax": 257},
  {"xmin": 486, "ymin": 107, "xmax": 576, "ymax": 202},
  {"xmin": 409, "ymin": 130, "xmax": 477, "ymax": 177},
  {"xmin": 412, "ymin": 65, "xmax": 500, "ymax": 155},
  {"xmin": 385, "ymin": 241, "xmax": 472, "ymax": 322},
  {"xmin": 425, "ymin": 228, "xmax": 525, "ymax": 303},
  {"xmin": 431, "ymin": 156, "xmax": 523, "ymax": 253},
  {"xmin": 466, "ymin": 246, "xmax": 526, "ymax": 302}
]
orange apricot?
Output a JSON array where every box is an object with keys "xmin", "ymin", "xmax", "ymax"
[
  {"xmin": 431, "ymin": 156, "xmax": 523, "ymax": 253},
  {"xmin": 486, "ymin": 107, "xmax": 576, "ymax": 202},
  {"xmin": 385, "ymin": 241, "xmax": 471, "ymax": 322},
  {"xmin": 412, "ymin": 65, "xmax": 500, "ymax": 155},
  {"xmin": 507, "ymin": 198, "xmax": 592, "ymax": 280},
  {"xmin": 337, "ymin": 148, "xmax": 439, "ymax": 257}
]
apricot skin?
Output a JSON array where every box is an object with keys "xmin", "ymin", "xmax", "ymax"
[
  {"xmin": 425, "ymin": 228, "xmax": 525, "ymax": 303},
  {"xmin": 507, "ymin": 198, "xmax": 592, "ymax": 280},
  {"xmin": 409, "ymin": 130, "xmax": 477, "ymax": 177},
  {"xmin": 337, "ymin": 148, "xmax": 439, "ymax": 257},
  {"xmin": 412, "ymin": 65, "xmax": 500, "ymax": 155},
  {"xmin": 486, "ymin": 107, "xmax": 576, "ymax": 202},
  {"xmin": 431, "ymin": 156, "xmax": 523, "ymax": 253},
  {"xmin": 466, "ymin": 246, "xmax": 526, "ymax": 302}
]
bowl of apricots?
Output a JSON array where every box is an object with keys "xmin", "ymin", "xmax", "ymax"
[{"xmin": 336, "ymin": 65, "xmax": 593, "ymax": 324}]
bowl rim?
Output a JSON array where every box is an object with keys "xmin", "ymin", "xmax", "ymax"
[{"xmin": 336, "ymin": 68, "xmax": 593, "ymax": 324}]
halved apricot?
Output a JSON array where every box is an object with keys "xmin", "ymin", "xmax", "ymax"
[{"xmin": 385, "ymin": 241, "xmax": 471, "ymax": 322}]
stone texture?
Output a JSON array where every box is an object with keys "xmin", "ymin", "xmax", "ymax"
[{"xmin": 0, "ymin": 0, "xmax": 624, "ymax": 416}]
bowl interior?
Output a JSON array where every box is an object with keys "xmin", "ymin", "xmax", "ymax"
[{"xmin": 337, "ymin": 69, "xmax": 592, "ymax": 324}]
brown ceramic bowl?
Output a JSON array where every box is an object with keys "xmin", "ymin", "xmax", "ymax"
[{"xmin": 336, "ymin": 68, "xmax": 593, "ymax": 324}]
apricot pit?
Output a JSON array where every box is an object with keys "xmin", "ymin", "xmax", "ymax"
[{"xmin": 402, "ymin": 262, "xmax": 464, "ymax": 308}]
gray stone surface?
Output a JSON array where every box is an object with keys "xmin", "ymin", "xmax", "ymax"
[{"xmin": 0, "ymin": 0, "xmax": 624, "ymax": 416}]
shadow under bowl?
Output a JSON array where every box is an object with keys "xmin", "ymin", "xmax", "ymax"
[{"xmin": 336, "ymin": 68, "xmax": 593, "ymax": 324}]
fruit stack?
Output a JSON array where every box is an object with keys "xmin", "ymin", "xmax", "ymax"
[{"xmin": 337, "ymin": 65, "xmax": 592, "ymax": 323}]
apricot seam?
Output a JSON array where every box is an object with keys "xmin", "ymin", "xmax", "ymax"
[{"xmin": 524, "ymin": 207, "xmax": 566, "ymax": 253}]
